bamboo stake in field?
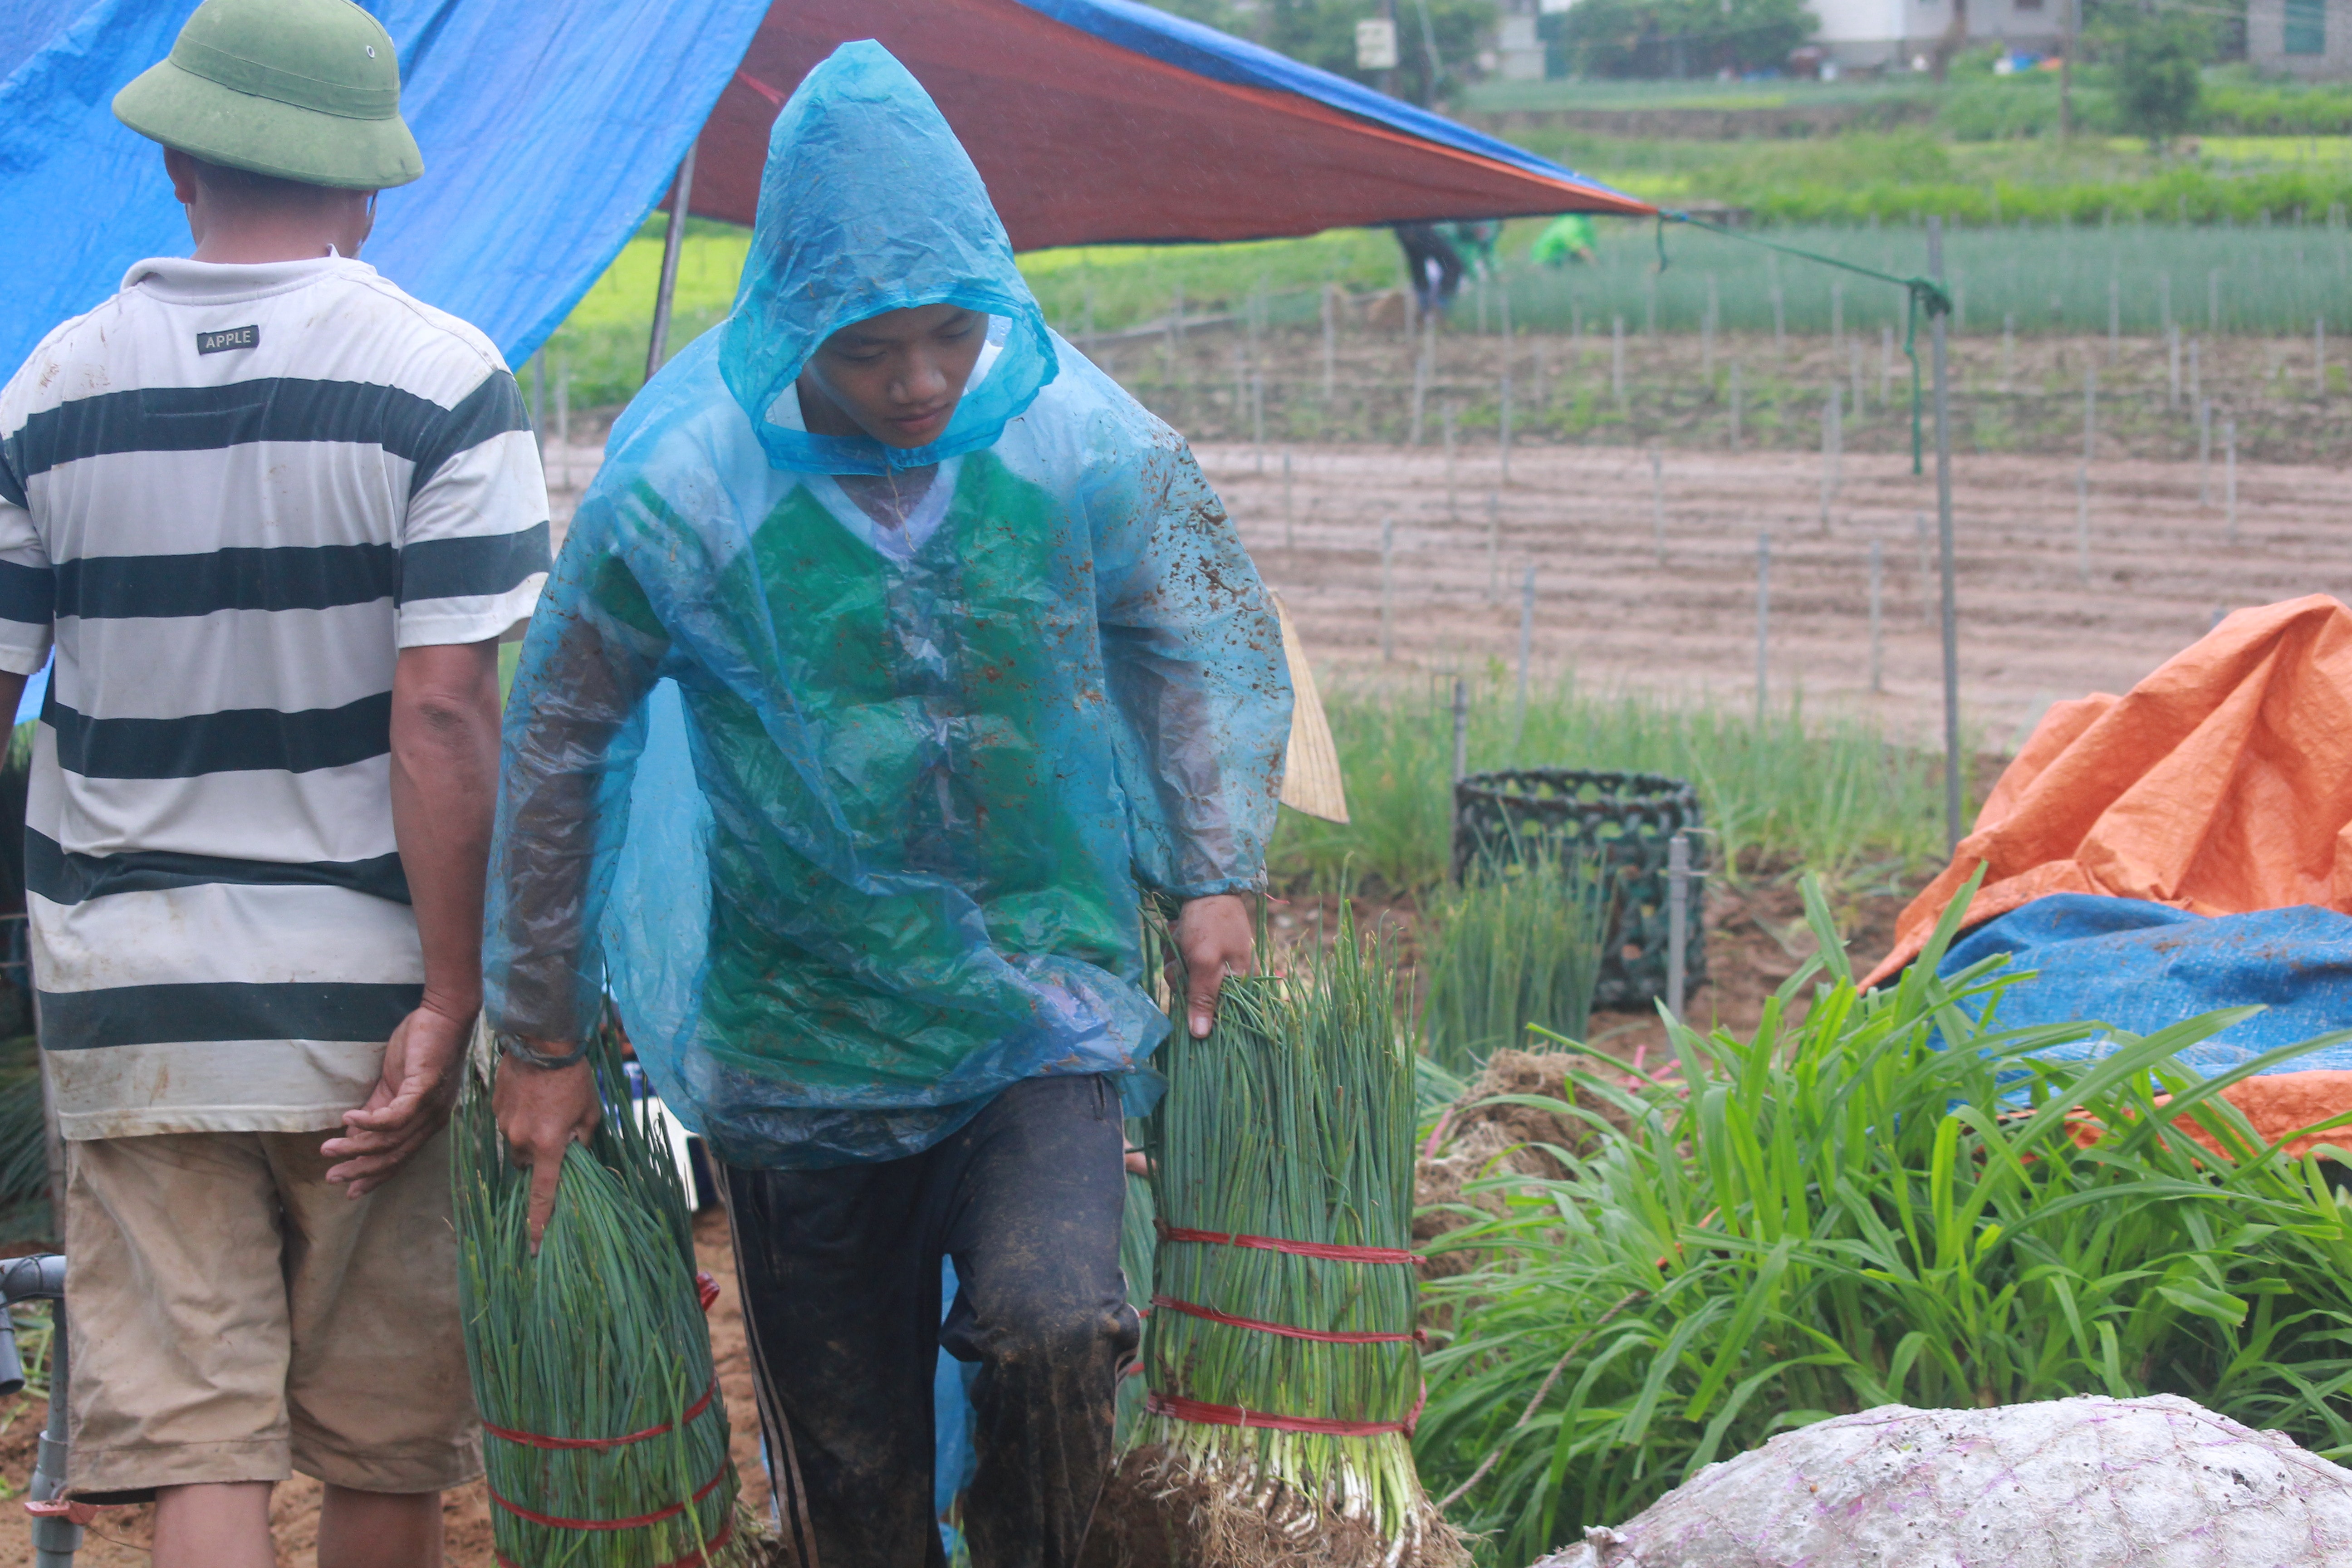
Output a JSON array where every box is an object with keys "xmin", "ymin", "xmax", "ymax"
[
  {"xmin": 2225, "ymin": 418, "xmax": 2239, "ymax": 544},
  {"xmin": 1703, "ymin": 274, "xmax": 1717, "ymax": 381},
  {"xmin": 2317, "ymin": 315, "xmax": 2328, "ymax": 397},
  {"xmin": 2190, "ymin": 335, "xmax": 2202, "ymax": 410},
  {"xmin": 1867, "ymin": 538, "xmax": 1883, "ymax": 694},
  {"xmin": 1409, "ymin": 324, "xmax": 1430, "ymax": 446},
  {"xmin": 1498, "ymin": 372, "xmax": 1513, "ymax": 485},
  {"xmin": 1850, "ymin": 338, "xmax": 1864, "ymax": 415},
  {"xmin": 1442, "ymin": 403, "xmax": 1456, "ymax": 521},
  {"xmin": 1486, "ymin": 490, "xmax": 1500, "ymax": 607},
  {"xmin": 2082, "ymin": 366, "xmax": 2096, "ymax": 465},
  {"xmin": 1754, "ymin": 533, "xmax": 1771, "ymax": 727},
  {"xmin": 2076, "ymin": 463, "xmax": 2092, "ymax": 588},
  {"xmin": 1320, "ymin": 284, "xmax": 1336, "ymax": 405},
  {"xmin": 1819, "ymin": 387, "xmax": 1841, "ymax": 530},
  {"xmin": 1729, "ymin": 360, "xmax": 1742, "ymax": 450},
  {"xmin": 1515, "ymin": 566, "xmax": 1534, "ymax": 748},
  {"xmin": 2198, "ymin": 397, "xmax": 2213, "ymax": 506},
  {"xmin": 1650, "ymin": 449, "xmax": 1666, "ymax": 567},
  {"xmin": 1380, "ymin": 516, "xmax": 1395, "ymax": 661},
  {"xmin": 2168, "ymin": 323, "xmax": 2182, "ymax": 411}
]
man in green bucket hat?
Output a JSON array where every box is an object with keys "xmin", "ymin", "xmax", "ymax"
[{"xmin": 0, "ymin": 1, "xmax": 549, "ymax": 1563}]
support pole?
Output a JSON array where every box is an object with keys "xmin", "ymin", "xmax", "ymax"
[
  {"xmin": 1514, "ymin": 566, "xmax": 1534, "ymax": 749},
  {"xmin": 1380, "ymin": 516, "xmax": 1396, "ymax": 661},
  {"xmin": 1868, "ymin": 538, "xmax": 1884, "ymax": 694},
  {"xmin": 644, "ymin": 142, "xmax": 698, "ymax": 382},
  {"xmin": 1931, "ymin": 217, "xmax": 1963, "ymax": 854},
  {"xmin": 1451, "ymin": 678, "xmax": 1469, "ymax": 785},
  {"xmin": 1666, "ymin": 833, "xmax": 1691, "ymax": 1024},
  {"xmin": 1754, "ymin": 533, "xmax": 1770, "ymax": 728},
  {"xmin": 1485, "ymin": 490, "xmax": 1500, "ymax": 607}
]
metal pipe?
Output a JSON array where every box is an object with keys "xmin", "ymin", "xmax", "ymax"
[
  {"xmin": 1666, "ymin": 833, "xmax": 1691, "ymax": 1023},
  {"xmin": 1931, "ymin": 217, "xmax": 1963, "ymax": 853},
  {"xmin": 644, "ymin": 141, "xmax": 699, "ymax": 382}
]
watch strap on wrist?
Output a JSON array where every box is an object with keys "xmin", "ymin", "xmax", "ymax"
[{"xmin": 495, "ymin": 1030, "xmax": 589, "ymax": 1071}]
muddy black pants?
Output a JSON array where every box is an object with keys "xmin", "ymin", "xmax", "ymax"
[{"xmin": 724, "ymin": 1073, "xmax": 1137, "ymax": 1568}]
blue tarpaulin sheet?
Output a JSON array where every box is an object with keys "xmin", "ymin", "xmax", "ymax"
[
  {"xmin": 0, "ymin": 0, "xmax": 769, "ymax": 377},
  {"xmin": 1939, "ymin": 894, "xmax": 2352, "ymax": 1076},
  {"xmin": 3, "ymin": 0, "xmax": 1646, "ymax": 383}
]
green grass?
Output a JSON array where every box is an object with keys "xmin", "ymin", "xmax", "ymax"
[
  {"xmin": 1420, "ymin": 850, "xmax": 1609, "ymax": 1078},
  {"xmin": 1413, "ymin": 878, "xmax": 2352, "ymax": 1565},
  {"xmin": 1268, "ymin": 674, "xmax": 1952, "ymax": 900}
]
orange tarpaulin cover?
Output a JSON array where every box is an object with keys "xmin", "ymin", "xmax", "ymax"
[{"xmin": 1864, "ymin": 594, "xmax": 2352, "ymax": 1156}]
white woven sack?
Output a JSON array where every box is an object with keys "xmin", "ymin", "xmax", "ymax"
[{"xmin": 1537, "ymin": 1395, "xmax": 2352, "ymax": 1568}]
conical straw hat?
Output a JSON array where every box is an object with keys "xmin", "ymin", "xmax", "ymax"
[{"xmin": 1274, "ymin": 593, "xmax": 1349, "ymax": 823}]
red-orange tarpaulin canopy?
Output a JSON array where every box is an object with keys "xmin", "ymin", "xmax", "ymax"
[{"xmin": 682, "ymin": 0, "xmax": 1652, "ymax": 250}]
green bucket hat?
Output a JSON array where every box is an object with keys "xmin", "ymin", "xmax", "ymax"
[{"xmin": 113, "ymin": 0, "xmax": 422, "ymax": 190}]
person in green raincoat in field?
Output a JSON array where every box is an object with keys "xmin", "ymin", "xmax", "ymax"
[{"xmin": 480, "ymin": 40, "xmax": 1292, "ymax": 1568}]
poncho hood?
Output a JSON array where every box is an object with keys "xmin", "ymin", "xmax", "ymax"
[{"xmin": 718, "ymin": 40, "xmax": 1057, "ymax": 476}]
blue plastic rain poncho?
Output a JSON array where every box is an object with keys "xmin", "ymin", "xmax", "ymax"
[{"xmin": 483, "ymin": 42, "xmax": 1291, "ymax": 1169}]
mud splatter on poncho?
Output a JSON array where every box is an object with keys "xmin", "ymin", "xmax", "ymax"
[{"xmin": 482, "ymin": 42, "xmax": 1289, "ymax": 1168}]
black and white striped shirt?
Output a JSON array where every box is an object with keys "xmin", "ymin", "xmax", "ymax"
[{"xmin": 0, "ymin": 255, "xmax": 548, "ymax": 1139}]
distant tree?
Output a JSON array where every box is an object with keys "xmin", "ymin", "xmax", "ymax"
[
  {"xmin": 2097, "ymin": 6, "xmax": 2211, "ymax": 144},
  {"xmin": 1142, "ymin": 0, "xmax": 1250, "ymax": 31},
  {"xmin": 1255, "ymin": 0, "xmax": 1499, "ymax": 106},
  {"xmin": 1554, "ymin": 0, "xmax": 1815, "ymax": 79}
]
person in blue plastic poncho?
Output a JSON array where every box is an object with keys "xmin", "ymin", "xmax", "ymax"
[{"xmin": 480, "ymin": 40, "xmax": 1291, "ymax": 1567}]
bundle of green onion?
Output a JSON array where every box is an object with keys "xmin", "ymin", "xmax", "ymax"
[
  {"xmin": 453, "ymin": 1017, "xmax": 745, "ymax": 1568},
  {"xmin": 1132, "ymin": 913, "xmax": 1467, "ymax": 1567}
]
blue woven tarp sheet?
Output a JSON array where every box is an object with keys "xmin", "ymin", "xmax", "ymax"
[{"xmin": 1939, "ymin": 894, "xmax": 2352, "ymax": 1075}]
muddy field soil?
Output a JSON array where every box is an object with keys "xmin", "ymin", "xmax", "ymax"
[{"xmin": 1191, "ymin": 438, "xmax": 2343, "ymax": 745}]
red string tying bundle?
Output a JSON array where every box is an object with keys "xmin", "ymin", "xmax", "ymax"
[
  {"xmin": 481, "ymin": 1378, "xmax": 717, "ymax": 1451},
  {"xmin": 1147, "ymin": 1217, "xmax": 1423, "ymax": 1435}
]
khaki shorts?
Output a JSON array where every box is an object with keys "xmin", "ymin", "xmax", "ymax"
[{"xmin": 63, "ymin": 1127, "xmax": 482, "ymax": 1499}]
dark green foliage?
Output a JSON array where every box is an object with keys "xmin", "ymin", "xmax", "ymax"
[
  {"xmin": 1227, "ymin": 0, "xmax": 1498, "ymax": 107},
  {"xmin": 454, "ymin": 1023, "xmax": 743, "ymax": 1568},
  {"xmin": 1550, "ymin": 0, "xmax": 1816, "ymax": 81},
  {"xmin": 2099, "ymin": 9, "xmax": 2212, "ymax": 144},
  {"xmin": 1415, "ymin": 877, "xmax": 2352, "ymax": 1565}
]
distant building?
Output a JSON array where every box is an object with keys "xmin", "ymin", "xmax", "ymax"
[
  {"xmin": 1810, "ymin": 0, "xmax": 2066, "ymax": 72},
  {"xmin": 2248, "ymin": 0, "xmax": 2352, "ymax": 78},
  {"xmin": 1496, "ymin": 0, "xmax": 1547, "ymax": 80}
]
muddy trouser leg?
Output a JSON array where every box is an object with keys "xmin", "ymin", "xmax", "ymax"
[
  {"xmin": 726, "ymin": 1074, "xmax": 1133, "ymax": 1568},
  {"xmin": 725, "ymin": 1148, "xmax": 945, "ymax": 1568},
  {"xmin": 935, "ymin": 1075, "xmax": 1134, "ymax": 1568}
]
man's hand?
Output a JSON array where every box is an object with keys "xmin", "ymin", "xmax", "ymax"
[
  {"xmin": 1172, "ymin": 892, "xmax": 1254, "ymax": 1039},
  {"xmin": 490, "ymin": 1051, "xmax": 603, "ymax": 1250},
  {"xmin": 322, "ymin": 1002, "xmax": 470, "ymax": 1196}
]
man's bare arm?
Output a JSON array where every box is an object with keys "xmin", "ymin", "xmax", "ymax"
[{"xmin": 323, "ymin": 638, "xmax": 502, "ymax": 1195}]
